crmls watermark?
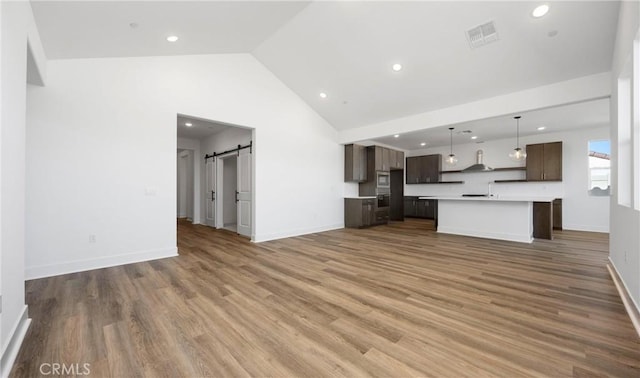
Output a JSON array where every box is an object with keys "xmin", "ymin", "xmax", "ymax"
[{"xmin": 39, "ymin": 363, "xmax": 91, "ymax": 376}]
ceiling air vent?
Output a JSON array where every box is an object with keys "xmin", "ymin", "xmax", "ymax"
[{"xmin": 466, "ymin": 21, "xmax": 499, "ymax": 49}]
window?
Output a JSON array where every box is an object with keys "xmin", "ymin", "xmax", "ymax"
[{"xmin": 589, "ymin": 140, "xmax": 611, "ymax": 196}]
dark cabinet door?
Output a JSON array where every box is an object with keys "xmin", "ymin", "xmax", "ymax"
[
  {"xmin": 389, "ymin": 149, "xmax": 404, "ymax": 170},
  {"xmin": 406, "ymin": 155, "xmax": 441, "ymax": 184},
  {"xmin": 374, "ymin": 146, "xmax": 383, "ymax": 171},
  {"xmin": 415, "ymin": 200, "xmax": 435, "ymax": 219},
  {"xmin": 406, "ymin": 157, "xmax": 420, "ymax": 184},
  {"xmin": 533, "ymin": 202, "xmax": 553, "ymax": 240},
  {"xmin": 416, "ymin": 200, "xmax": 428, "ymax": 218},
  {"xmin": 425, "ymin": 200, "xmax": 435, "ymax": 219},
  {"xmin": 344, "ymin": 144, "xmax": 367, "ymax": 182},
  {"xmin": 345, "ymin": 198, "xmax": 375, "ymax": 228},
  {"xmin": 361, "ymin": 200, "xmax": 375, "ymax": 227},
  {"xmin": 543, "ymin": 142, "xmax": 563, "ymax": 181},
  {"xmin": 389, "ymin": 149, "xmax": 398, "ymax": 169},
  {"xmin": 553, "ymin": 199, "xmax": 562, "ymax": 230},
  {"xmin": 382, "ymin": 148, "xmax": 390, "ymax": 171},
  {"xmin": 395, "ymin": 151, "xmax": 405, "ymax": 170},
  {"xmin": 526, "ymin": 143, "xmax": 545, "ymax": 181},
  {"xmin": 404, "ymin": 197, "xmax": 417, "ymax": 217},
  {"xmin": 526, "ymin": 142, "xmax": 562, "ymax": 182},
  {"xmin": 373, "ymin": 146, "xmax": 392, "ymax": 171},
  {"xmin": 421, "ymin": 155, "xmax": 441, "ymax": 183}
]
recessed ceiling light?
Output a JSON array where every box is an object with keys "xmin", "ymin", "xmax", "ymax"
[
  {"xmin": 185, "ymin": 122, "xmax": 193, "ymax": 127},
  {"xmin": 532, "ymin": 4, "xmax": 549, "ymax": 18},
  {"xmin": 392, "ymin": 63, "xmax": 402, "ymax": 72},
  {"xmin": 319, "ymin": 92, "xmax": 328, "ymax": 99},
  {"xmin": 420, "ymin": 142, "xmax": 426, "ymax": 146},
  {"xmin": 537, "ymin": 126, "xmax": 546, "ymax": 131},
  {"xmin": 471, "ymin": 136, "xmax": 478, "ymax": 140},
  {"xmin": 167, "ymin": 35, "xmax": 179, "ymax": 42},
  {"xmin": 394, "ymin": 134, "xmax": 400, "ymax": 138}
]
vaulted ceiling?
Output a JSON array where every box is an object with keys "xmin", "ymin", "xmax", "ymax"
[{"xmin": 31, "ymin": 1, "xmax": 619, "ymax": 147}]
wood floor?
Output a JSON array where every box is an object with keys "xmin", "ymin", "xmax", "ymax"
[{"xmin": 11, "ymin": 219, "xmax": 640, "ymax": 377}]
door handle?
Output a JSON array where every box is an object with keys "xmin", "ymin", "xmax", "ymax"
[
  {"xmin": 211, "ymin": 191, "xmax": 215, "ymax": 201},
  {"xmin": 235, "ymin": 191, "xmax": 239, "ymax": 203}
]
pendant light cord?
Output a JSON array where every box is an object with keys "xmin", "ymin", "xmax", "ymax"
[
  {"xmin": 514, "ymin": 116, "xmax": 521, "ymax": 149},
  {"xmin": 449, "ymin": 127, "xmax": 454, "ymax": 155}
]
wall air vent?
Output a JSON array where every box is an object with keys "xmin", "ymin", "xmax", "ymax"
[{"xmin": 466, "ymin": 21, "xmax": 499, "ymax": 49}]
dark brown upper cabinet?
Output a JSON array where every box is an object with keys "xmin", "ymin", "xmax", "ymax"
[
  {"xmin": 372, "ymin": 146, "xmax": 390, "ymax": 171},
  {"xmin": 526, "ymin": 142, "xmax": 563, "ymax": 181},
  {"xmin": 389, "ymin": 149, "xmax": 405, "ymax": 170},
  {"xmin": 406, "ymin": 154, "xmax": 442, "ymax": 184},
  {"xmin": 370, "ymin": 146, "xmax": 404, "ymax": 172},
  {"xmin": 344, "ymin": 144, "xmax": 368, "ymax": 182}
]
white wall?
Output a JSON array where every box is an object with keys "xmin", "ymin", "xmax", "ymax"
[
  {"xmin": 403, "ymin": 126, "xmax": 610, "ymax": 232},
  {"xmin": 609, "ymin": 1, "xmax": 640, "ymax": 314},
  {"xmin": 25, "ymin": 53, "xmax": 343, "ymax": 279},
  {"xmin": 1, "ymin": 1, "xmax": 40, "ymax": 375}
]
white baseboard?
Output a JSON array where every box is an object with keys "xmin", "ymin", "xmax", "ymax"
[
  {"xmin": 563, "ymin": 223, "xmax": 609, "ymax": 233},
  {"xmin": 1, "ymin": 305, "xmax": 31, "ymax": 378},
  {"xmin": 437, "ymin": 226, "xmax": 533, "ymax": 244},
  {"xmin": 25, "ymin": 247, "xmax": 178, "ymax": 280},
  {"xmin": 253, "ymin": 223, "xmax": 344, "ymax": 243},
  {"xmin": 607, "ymin": 259, "xmax": 640, "ymax": 338}
]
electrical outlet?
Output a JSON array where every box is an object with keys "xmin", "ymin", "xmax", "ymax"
[{"xmin": 89, "ymin": 235, "xmax": 96, "ymax": 243}]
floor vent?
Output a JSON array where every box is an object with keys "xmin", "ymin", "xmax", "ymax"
[{"xmin": 466, "ymin": 21, "xmax": 499, "ymax": 49}]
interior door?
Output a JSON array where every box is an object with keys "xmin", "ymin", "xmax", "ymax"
[
  {"xmin": 236, "ymin": 149, "xmax": 252, "ymax": 237},
  {"xmin": 205, "ymin": 158, "xmax": 216, "ymax": 227}
]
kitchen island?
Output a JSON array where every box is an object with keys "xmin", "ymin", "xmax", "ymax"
[{"xmin": 418, "ymin": 196, "xmax": 557, "ymax": 243}]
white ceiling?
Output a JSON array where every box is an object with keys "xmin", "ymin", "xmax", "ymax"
[
  {"xmin": 31, "ymin": 1, "xmax": 619, "ymax": 137},
  {"xmin": 253, "ymin": 1, "xmax": 618, "ymax": 130},
  {"xmin": 177, "ymin": 114, "xmax": 232, "ymax": 140},
  {"xmin": 369, "ymin": 97, "xmax": 610, "ymax": 150},
  {"xmin": 30, "ymin": 1, "xmax": 310, "ymax": 59}
]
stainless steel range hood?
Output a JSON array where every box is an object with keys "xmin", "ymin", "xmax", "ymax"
[{"xmin": 462, "ymin": 150, "xmax": 494, "ymax": 172}]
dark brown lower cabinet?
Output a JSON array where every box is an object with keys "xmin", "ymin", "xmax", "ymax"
[
  {"xmin": 345, "ymin": 198, "xmax": 388, "ymax": 228},
  {"xmin": 533, "ymin": 202, "xmax": 553, "ymax": 240},
  {"xmin": 404, "ymin": 197, "xmax": 437, "ymax": 220},
  {"xmin": 553, "ymin": 199, "xmax": 562, "ymax": 230},
  {"xmin": 345, "ymin": 198, "xmax": 374, "ymax": 228},
  {"xmin": 404, "ymin": 198, "xmax": 417, "ymax": 217},
  {"xmin": 374, "ymin": 209, "xmax": 390, "ymax": 225}
]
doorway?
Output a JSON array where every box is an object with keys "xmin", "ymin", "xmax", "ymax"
[
  {"xmin": 177, "ymin": 149, "xmax": 195, "ymax": 221},
  {"xmin": 213, "ymin": 145, "xmax": 252, "ymax": 237},
  {"xmin": 177, "ymin": 114, "xmax": 253, "ymax": 238}
]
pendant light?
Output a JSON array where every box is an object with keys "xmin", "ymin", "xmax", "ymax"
[
  {"xmin": 445, "ymin": 127, "xmax": 458, "ymax": 166},
  {"xmin": 509, "ymin": 116, "xmax": 527, "ymax": 161}
]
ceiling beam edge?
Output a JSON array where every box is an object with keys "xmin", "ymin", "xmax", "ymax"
[{"xmin": 338, "ymin": 71, "xmax": 612, "ymax": 144}]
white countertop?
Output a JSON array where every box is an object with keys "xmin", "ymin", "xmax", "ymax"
[
  {"xmin": 345, "ymin": 196, "xmax": 377, "ymax": 199},
  {"xmin": 418, "ymin": 195, "xmax": 557, "ymax": 203}
]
